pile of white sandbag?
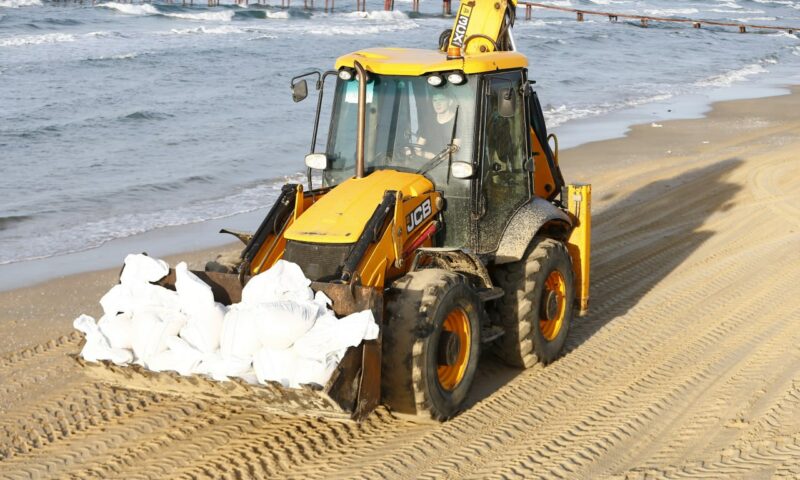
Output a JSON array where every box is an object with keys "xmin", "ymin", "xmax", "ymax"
[{"xmin": 74, "ymin": 254, "xmax": 379, "ymax": 388}]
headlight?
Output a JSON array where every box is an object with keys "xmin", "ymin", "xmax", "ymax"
[
  {"xmin": 427, "ymin": 74, "xmax": 444, "ymax": 87},
  {"xmin": 446, "ymin": 72, "xmax": 466, "ymax": 85},
  {"xmin": 338, "ymin": 68, "xmax": 354, "ymax": 81}
]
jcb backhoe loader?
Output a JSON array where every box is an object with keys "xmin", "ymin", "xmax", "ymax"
[{"xmin": 78, "ymin": 0, "xmax": 591, "ymax": 421}]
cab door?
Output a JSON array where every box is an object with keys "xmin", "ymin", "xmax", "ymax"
[{"xmin": 476, "ymin": 70, "xmax": 531, "ymax": 253}]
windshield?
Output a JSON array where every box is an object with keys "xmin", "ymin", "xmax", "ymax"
[{"xmin": 323, "ymin": 75, "xmax": 477, "ymax": 187}]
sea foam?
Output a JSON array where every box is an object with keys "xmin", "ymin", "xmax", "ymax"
[
  {"xmin": 98, "ymin": 3, "xmax": 234, "ymax": 21},
  {"xmin": 0, "ymin": 0, "xmax": 41, "ymax": 7},
  {"xmin": 695, "ymin": 63, "xmax": 769, "ymax": 87},
  {"xmin": 0, "ymin": 33, "xmax": 76, "ymax": 47}
]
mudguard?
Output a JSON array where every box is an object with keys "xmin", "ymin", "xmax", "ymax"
[{"xmin": 493, "ymin": 198, "xmax": 572, "ymax": 264}]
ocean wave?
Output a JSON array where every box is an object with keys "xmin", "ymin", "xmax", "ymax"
[
  {"xmin": 266, "ymin": 10, "xmax": 290, "ymax": 19},
  {"xmin": 643, "ymin": 8, "xmax": 699, "ymax": 17},
  {"xmin": 708, "ymin": 3, "xmax": 765, "ymax": 14},
  {"xmin": 534, "ymin": 0, "xmax": 572, "ymax": 7},
  {"xmin": 41, "ymin": 17, "xmax": 82, "ymax": 26},
  {"xmin": 307, "ymin": 12, "xmax": 418, "ymax": 35},
  {"xmin": 715, "ymin": 1, "xmax": 743, "ymax": 9},
  {"xmin": 167, "ymin": 25, "xmax": 247, "ymax": 35},
  {"xmin": 543, "ymin": 93, "xmax": 673, "ymax": 128},
  {"xmin": 308, "ymin": 22, "xmax": 419, "ymax": 35},
  {"xmin": 120, "ymin": 110, "xmax": 174, "ymax": 121},
  {"xmin": 85, "ymin": 52, "xmax": 141, "ymax": 62},
  {"xmin": 752, "ymin": 0, "xmax": 800, "ymax": 8},
  {"xmin": 0, "ymin": 0, "xmax": 41, "ymax": 7},
  {"xmin": 0, "ymin": 173, "xmax": 306, "ymax": 265},
  {"xmin": 0, "ymin": 32, "xmax": 75, "ymax": 47},
  {"xmin": 99, "ymin": 2, "xmax": 159, "ymax": 16},
  {"xmin": 123, "ymin": 174, "xmax": 216, "ymax": 194},
  {"xmin": 164, "ymin": 10, "xmax": 234, "ymax": 21},
  {"xmin": 733, "ymin": 16, "xmax": 778, "ymax": 22},
  {"xmin": 98, "ymin": 3, "xmax": 234, "ymax": 22},
  {"xmin": 338, "ymin": 10, "xmax": 410, "ymax": 21},
  {"xmin": 695, "ymin": 63, "xmax": 769, "ymax": 87},
  {"xmin": 86, "ymin": 30, "xmax": 127, "ymax": 38}
]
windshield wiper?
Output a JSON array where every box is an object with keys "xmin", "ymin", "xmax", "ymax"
[{"xmin": 416, "ymin": 106, "xmax": 460, "ymax": 179}]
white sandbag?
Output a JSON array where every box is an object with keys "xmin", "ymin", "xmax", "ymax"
[
  {"xmin": 179, "ymin": 302, "xmax": 226, "ymax": 354},
  {"xmin": 74, "ymin": 314, "xmax": 133, "ymax": 365},
  {"xmin": 147, "ymin": 336, "xmax": 203, "ymax": 376},
  {"xmin": 98, "ymin": 312, "xmax": 134, "ymax": 350},
  {"xmin": 99, "ymin": 284, "xmax": 135, "ymax": 316},
  {"xmin": 311, "ymin": 290, "xmax": 334, "ymax": 317},
  {"xmin": 103, "ymin": 282, "xmax": 180, "ymax": 315},
  {"xmin": 253, "ymin": 347, "xmax": 337, "ymax": 388},
  {"xmin": 219, "ymin": 305, "xmax": 263, "ymax": 360},
  {"xmin": 220, "ymin": 299, "xmax": 317, "ymax": 358},
  {"xmin": 292, "ymin": 354, "xmax": 338, "ymax": 387},
  {"xmin": 241, "ymin": 260, "xmax": 313, "ymax": 304},
  {"xmin": 129, "ymin": 283, "xmax": 181, "ymax": 312},
  {"xmin": 253, "ymin": 300, "xmax": 319, "ymax": 350},
  {"xmin": 120, "ymin": 253, "xmax": 169, "ymax": 286},
  {"xmin": 194, "ymin": 353, "xmax": 251, "ymax": 382},
  {"xmin": 130, "ymin": 309, "xmax": 186, "ymax": 364},
  {"xmin": 253, "ymin": 347, "xmax": 297, "ymax": 387},
  {"xmin": 292, "ymin": 310, "xmax": 379, "ymax": 362},
  {"xmin": 81, "ymin": 340, "xmax": 133, "ymax": 365},
  {"xmin": 175, "ymin": 261, "xmax": 215, "ymax": 314},
  {"xmin": 74, "ymin": 313, "xmax": 101, "ymax": 337}
]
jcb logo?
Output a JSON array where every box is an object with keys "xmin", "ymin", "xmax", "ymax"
[
  {"xmin": 450, "ymin": 6, "xmax": 472, "ymax": 48},
  {"xmin": 406, "ymin": 199, "xmax": 432, "ymax": 233}
]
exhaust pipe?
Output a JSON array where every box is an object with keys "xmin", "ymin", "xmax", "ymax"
[{"xmin": 354, "ymin": 60, "xmax": 367, "ymax": 179}]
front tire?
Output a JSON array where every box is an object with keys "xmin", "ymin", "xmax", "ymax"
[
  {"xmin": 492, "ymin": 237, "xmax": 575, "ymax": 367},
  {"xmin": 382, "ymin": 269, "xmax": 482, "ymax": 421}
]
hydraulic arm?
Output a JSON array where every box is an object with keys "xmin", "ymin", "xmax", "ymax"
[{"xmin": 447, "ymin": 0, "xmax": 518, "ymax": 56}]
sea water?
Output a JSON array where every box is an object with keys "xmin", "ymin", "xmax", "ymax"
[{"xmin": 1, "ymin": 0, "xmax": 798, "ymax": 289}]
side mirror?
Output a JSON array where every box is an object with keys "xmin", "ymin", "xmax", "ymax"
[
  {"xmin": 451, "ymin": 161, "xmax": 474, "ymax": 179},
  {"xmin": 305, "ymin": 153, "xmax": 329, "ymax": 170},
  {"xmin": 498, "ymin": 87, "xmax": 516, "ymax": 118},
  {"xmin": 291, "ymin": 80, "xmax": 308, "ymax": 103}
]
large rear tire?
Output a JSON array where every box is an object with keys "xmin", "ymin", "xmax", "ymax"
[
  {"xmin": 382, "ymin": 269, "xmax": 482, "ymax": 421},
  {"xmin": 492, "ymin": 237, "xmax": 575, "ymax": 367}
]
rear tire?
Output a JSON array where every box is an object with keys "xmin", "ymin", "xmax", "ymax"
[
  {"xmin": 492, "ymin": 237, "xmax": 575, "ymax": 367},
  {"xmin": 382, "ymin": 269, "xmax": 482, "ymax": 421}
]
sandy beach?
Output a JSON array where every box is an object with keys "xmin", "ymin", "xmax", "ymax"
[{"xmin": 1, "ymin": 87, "xmax": 799, "ymax": 478}]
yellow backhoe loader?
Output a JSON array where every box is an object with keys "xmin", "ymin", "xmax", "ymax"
[{"xmin": 78, "ymin": 0, "xmax": 591, "ymax": 421}]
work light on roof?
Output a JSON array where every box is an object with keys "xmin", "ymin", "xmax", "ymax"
[
  {"xmin": 427, "ymin": 74, "xmax": 444, "ymax": 87},
  {"xmin": 446, "ymin": 72, "xmax": 466, "ymax": 85},
  {"xmin": 338, "ymin": 68, "xmax": 354, "ymax": 81}
]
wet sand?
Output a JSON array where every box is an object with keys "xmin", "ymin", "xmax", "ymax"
[{"xmin": 1, "ymin": 87, "xmax": 799, "ymax": 478}]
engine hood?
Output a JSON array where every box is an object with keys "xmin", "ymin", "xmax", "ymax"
[{"xmin": 284, "ymin": 169, "xmax": 434, "ymax": 244}]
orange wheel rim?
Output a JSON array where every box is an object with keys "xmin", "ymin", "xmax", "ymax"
[
  {"xmin": 540, "ymin": 270, "xmax": 566, "ymax": 341},
  {"xmin": 437, "ymin": 307, "xmax": 471, "ymax": 391}
]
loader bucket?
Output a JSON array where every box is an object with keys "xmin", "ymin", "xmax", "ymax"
[{"xmin": 74, "ymin": 270, "xmax": 383, "ymax": 421}]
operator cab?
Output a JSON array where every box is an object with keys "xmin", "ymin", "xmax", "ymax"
[{"xmin": 292, "ymin": 48, "xmax": 558, "ymax": 255}]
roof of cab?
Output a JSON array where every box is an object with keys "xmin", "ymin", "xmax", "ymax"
[{"xmin": 335, "ymin": 47, "xmax": 528, "ymax": 76}]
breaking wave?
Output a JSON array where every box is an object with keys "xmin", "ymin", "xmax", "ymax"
[
  {"xmin": 0, "ymin": 32, "xmax": 76, "ymax": 47},
  {"xmin": 695, "ymin": 63, "xmax": 769, "ymax": 87},
  {"xmin": 0, "ymin": 0, "xmax": 41, "ymax": 7},
  {"xmin": 98, "ymin": 3, "xmax": 235, "ymax": 22}
]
